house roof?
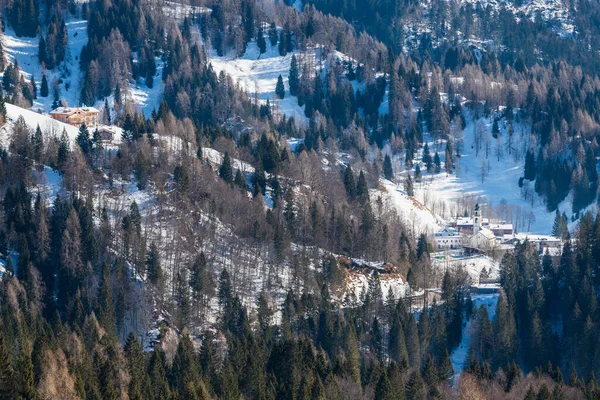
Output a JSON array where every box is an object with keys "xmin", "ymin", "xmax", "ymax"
[
  {"xmin": 489, "ymin": 223, "xmax": 514, "ymax": 230},
  {"xmin": 50, "ymin": 106, "xmax": 100, "ymax": 115},
  {"xmin": 477, "ymin": 228, "xmax": 496, "ymax": 240}
]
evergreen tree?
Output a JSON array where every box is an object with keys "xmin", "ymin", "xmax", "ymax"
[
  {"xmin": 289, "ymin": 55, "xmax": 300, "ymax": 96},
  {"xmin": 124, "ymin": 332, "xmax": 145, "ymax": 400},
  {"xmin": 524, "ymin": 149, "xmax": 536, "ymax": 180},
  {"xmin": 276, "ymin": 74, "xmax": 285, "ymax": 99},
  {"xmin": 146, "ymin": 243, "xmax": 163, "ymax": 289},
  {"xmin": 0, "ymin": 332, "xmax": 14, "ymax": 400},
  {"xmin": 40, "ymin": 74, "xmax": 48, "ymax": 98},
  {"xmin": 96, "ymin": 262, "xmax": 116, "ymax": 337},
  {"xmin": 405, "ymin": 174, "xmax": 414, "ymax": 196},
  {"xmin": 384, "ymin": 154, "xmax": 394, "ymax": 180},
  {"xmin": 433, "ymin": 152, "xmax": 441, "ymax": 173},
  {"xmin": 356, "ymin": 171, "xmax": 369, "ymax": 201},
  {"xmin": 16, "ymin": 352, "xmax": 36, "ymax": 400},
  {"xmin": 219, "ymin": 152, "xmax": 234, "ymax": 184},
  {"xmin": 278, "ymin": 30, "xmax": 287, "ymax": 56},
  {"xmin": 269, "ymin": 22, "xmax": 278, "ymax": 46},
  {"xmin": 257, "ymin": 25, "xmax": 266, "ymax": 54},
  {"xmin": 77, "ymin": 123, "xmax": 91, "ymax": 154},
  {"xmin": 343, "ymin": 165, "xmax": 356, "ymax": 198}
]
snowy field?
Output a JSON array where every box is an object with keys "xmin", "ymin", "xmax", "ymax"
[
  {"xmin": 209, "ymin": 39, "xmax": 310, "ymax": 123},
  {"xmin": 409, "ymin": 112, "xmax": 578, "ymax": 235},
  {"xmin": 371, "ymin": 179, "xmax": 444, "ymax": 237},
  {"xmin": 2, "ymin": 18, "xmax": 89, "ymax": 112}
]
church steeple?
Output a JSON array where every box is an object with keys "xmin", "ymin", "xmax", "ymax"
[{"xmin": 473, "ymin": 203, "xmax": 481, "ymax": 235}]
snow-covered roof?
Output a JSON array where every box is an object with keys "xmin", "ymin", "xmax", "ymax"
[
  {"xmin": 51, "ymin": 106, "xmax": 99, "ymax": 114},
  {"xmin": 489, "ymin": 223, "xmax": 513, "ymax": 230},
  {"xmin": 477, "ymin": 228, "xmax": 496, "ymax": 240},
  {"xmin": 434, "ymin": 227, "xmax": 462, "ymax": 237},
  {"xmin": 456, "ymin": 217, "xmax": 489, "ymax": 226}
]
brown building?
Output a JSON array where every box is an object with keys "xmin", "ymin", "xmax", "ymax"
[{"xmin": 50, "ymin": 106, "xmax": 100, "ymax": 127}]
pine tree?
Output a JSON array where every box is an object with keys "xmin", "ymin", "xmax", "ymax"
[
  {"xmin": 445, "ymin": 141, "xmax": 454, "ymax": 172},
  {"xmin": 276, "ymin": 74, "xmax": 285, "ymax": 99},
  {"xmin": 218, "ymin": 268, "xmax": 232, "ymax": 313},
  {"xmin": 219, "ymin": 152, "xmax": 234, "ymax": 184},
  {"xmin": 40, "ymin": 74, "xmax": 48, "ymax": 97},
  {"xmin": 30, "ymin": 74, "xmax": 37, "ymax": 99},
  {"xmin": 96, "ymin": 262, "xmax": 116, "ymax": 337},
  {"xmin": 405, "ymin": 174, "xmax": 414, "ymax": 196},
  {"xmin": 269, "ymin": 22, "xmax": 278, "ymax": 46},
  {"xmin": 384, "ymin": 154, "xmax": 394, "ymax": 180},
  {"xmin": 289, "ymin": 55, "xmax": 299, "ymax": 96},
  {"xmin": 124, "ymin": 332, "xmax": 145, "ymax": 400},
  {"xmin": 16, "ymin": 352, "xmax": 36, "ymax": 400},
  {"xmin": 356, "ymin": 171, "xmax": 368, "ymax": 201},
  {"xmin": 278, "ymin": 30, "xmax": 287, "ymax": 56},
  {"xmin": 433, "ymin": 152, "xmax": 441, "ymax": 173},
  {"xmin": 343, "ymin": 165, "xmax": 356, "ymax": 198},
  {"xmin": 389, "ymin": 319, "xmax": 409, "ymax": 369},
  {"xmin": 524, "ymin": 149, "xmax": 536, "ymax": 180},
  {"xmin": 77, "ymin": 123, "xmax": 91, "ymax": 154},
  {"xmin": 257, "ymin": 25, "xmax": 266, "ymax": 54},
  {"xmin": 0, "ymin": 332, "xmax": 14, "ymax": 399},
  {"xmin": 146, "ymin": 243, "xmax": 163, "ymax": 289},
  {"xmin": 438, "ymin": 349, "xmax": 454, "ymax": 383}
]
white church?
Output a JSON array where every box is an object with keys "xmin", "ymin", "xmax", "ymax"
[{"xmin": 433, "ymin": 204, "xmax": 497, "ymax": 251}]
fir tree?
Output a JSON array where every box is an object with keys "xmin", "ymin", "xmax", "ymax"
[
  {"xmin": 40, "ymin": 74, "xmax": 48, "ymax": 97},
  {"xmin": 289, "ymin": 55, "xmax": 299, "ymax": 96},
  {"xmin": 146, "ymin": 243, "xmax": 163, "ymax": 289},
  {"xmin": 276, "ymin": 74, "xmax": 285, "ymax": 99},
  {"xmin": 384, "ymin": 154, "xmax": 394, "ymax": 180},
  {"xmin": 219, "ymin": 152, "xmax": 234, "ymax": 184},
  {"xmin": 269, "ymin": 22, "xmax": 278, "ymax": 46},
  {"xmin": 257, "ymin": 25, "xmax": 266, "ymax": 54},
  {"xmin": 524, "ymin": 149, "xmax": 536, "ymax": 180},
  {"xmin": 124, "ymin": 332, "xmax": 145, "ymax": 400},
  {"xmin": 343, "ymin": 165, "xmax": 356, "ymax": 198},
  {"xmin": 433, "ymin": 152, "xmax": 441, "ymax": 173},
  {"xmin": 95, "ymin": 262, "xmax": 116, "ymax": 337},
  {"xmin": 356, "ymin": 171, "xmax": 369, "ymax": 201},
  {"xmin": 77, "ymin": 123, "xmax": 91, "ymax": 154},
  {"xmin": 0, "ymin": 332, "xmax": 14, "ymax": 399},
  {"xmin": 278, "ymin": 30, "xmax": 287, "ymax": 56}
]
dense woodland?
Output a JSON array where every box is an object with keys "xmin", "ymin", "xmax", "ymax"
[{"xmin": 0, "ymin": 0, "xmax": 600, "ymax": 398}]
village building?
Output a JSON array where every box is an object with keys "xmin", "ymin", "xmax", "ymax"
[
  {"xmin": 433, "ymin": 227, "xmax": 463, "ymax": 250},
  {"xmin": 50, "ymin": 106, "xmax": 100, "ymax": 127},
  {"xmin": 95, "ymin": 126, "xmax": 116, "ymax": 143}
]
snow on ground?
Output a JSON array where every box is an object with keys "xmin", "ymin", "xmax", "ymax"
[
  {"xmin": 450, "ymin": 293, "xmax": 499, "ymax": 380},
  {"xmin": 31, "ymin": 166, "xmax": 64, "ymax": 203},
  {"xmin": 371, "ymin": 179, "xmax": 444, "ymax": 237},
  {"xmin": 1, "ymin": 103, "xmax": 80, "ymax": 145},
  {"xmin": 126, "ymin": 57, "xmax": 166, "ymax": 117},
  {"xmin": 431, "ymin": 251, "xmax": 500, "ymax": 282},
  {"xmin": 344, "ymin": 271, "xmax": 410, "ymax": 302},
  {"xmin": 2, "ymin": 18, "xmax": 89, "ymax": 112},
  {"xmin": 0, "ymin": 258, "xmax": 6, "ymax": 280},
  {"xmin": 411, "ymin": 112, "xmax": 571, "ymax": 235},
  {"xmin": 209, "ymin": 40, "xmax": 309, "ymax": 123},
  {"xmin": 3, "ymin": 13, "xmax": 163, "ymax": 118}
]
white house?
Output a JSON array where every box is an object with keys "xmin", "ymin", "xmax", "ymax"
[{"xmin": 433, "ymin": 227, "xmax": 464, "ymax": 250}]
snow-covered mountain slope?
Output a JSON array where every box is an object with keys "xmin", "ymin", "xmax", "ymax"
[
  {"xmin": 408, "ymin": 111, "xmax": 581, "ymax": 234},
  {"xmin": 2, "ymin": 14, "xmax": 163, "ymax": 117},
  {"xmin": 3, "ymin": 18, "xmax": 88, "ymax": 112},
  {"xmin": 1, "ymin": 103, "xmax": 80, "ymax": 145},
  {"xmin": 209, "ymin": 41, "xmax": 309, "ymax": 123},
  {"xmin": 371, "ymin": 179, "xmax": 444, "ymax": 237}
]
